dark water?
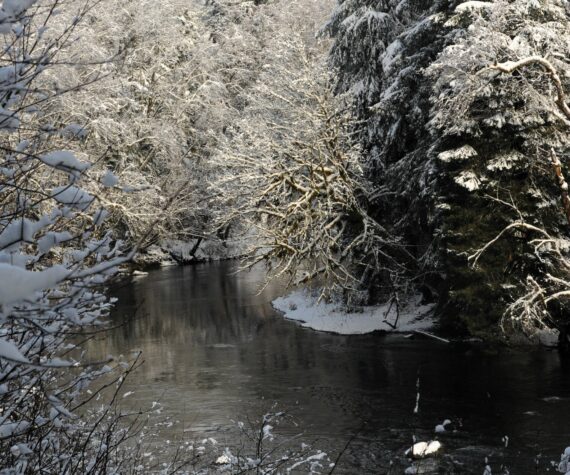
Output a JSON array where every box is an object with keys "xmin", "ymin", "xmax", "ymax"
[{"xmin": 87, "ymin": 262, "xmax": 570, "ymax": 474}]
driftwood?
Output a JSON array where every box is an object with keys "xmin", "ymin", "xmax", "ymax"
[{"xmin": 413, "ymin": 330, "xmax": 450, "ymax": 344}]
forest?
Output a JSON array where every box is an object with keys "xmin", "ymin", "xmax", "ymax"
[{"xmin": 0, "ymin": 0, "xmax": 569, "ymax": 473}]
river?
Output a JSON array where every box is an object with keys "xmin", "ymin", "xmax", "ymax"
[{"xmin": 86, "ymin": 262, "xmax": 570, "ymax": 474}]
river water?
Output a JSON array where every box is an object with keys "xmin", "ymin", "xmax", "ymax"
[{"xmin": 87, "ymin": 262, "xmax": 570, "ymax": 474}]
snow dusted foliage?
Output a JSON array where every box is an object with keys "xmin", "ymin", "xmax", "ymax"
[
  {"xmin": 49, "ymin": 0, "xmax": 298, "ymax": 253},
  {"xmin": 325, "ymin": 0, "xmax": 570, "ymax": 337},
  {"xmin": 46, "ymin": 0, "xmax": 213, "ymax": 250},
  {"xmin": 208, "ymin": 0, "xmax": 414, "ymax": 301},
  {"xmin": 49, "ymin": 0, "xmax": 343, "ymax": 258},
  {"xmin": 0, "ymin": 1, "xmax": 139, "ymax": 471},
  {"xmin": 324, "ymin": 0, "xmax": 455, "ymax": 304},
  {"xmin": 428, "ymin": 0, "xmax": 570, "ymax": 337}
]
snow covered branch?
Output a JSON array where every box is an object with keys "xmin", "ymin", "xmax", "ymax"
[
  {"xmin": 468, "ymin": 213, "xmax": 570, "ymax": 339},
  {"xmin": 487, "ymin": 56, "xmax": 570, "ymax": 122},
  {"xmin": 210, "ymin": 27, "xmax": 407, "ymax": 301},
  {"xmin": 0, "ymin": 1, "xmax": 144, "ymax": 470},
  {"xmin": 549, "ymin": 149, "xmax": 570, "ymax": 226}
]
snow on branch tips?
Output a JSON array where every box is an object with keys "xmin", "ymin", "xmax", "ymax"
[
  {"xmin": 0, "ymin": 0, "xmax": 140, "ymax": 472},
  {"xmin": 483, "ymin": 56, "xmax": 570, "ymax": 123},
  {"xmin": 209, "ymin": 29, "xmax": 411, "ymax": 303}
]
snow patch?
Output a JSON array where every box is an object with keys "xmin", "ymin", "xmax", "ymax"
[
  {"xmin": 60, "ymin": 123, "xmax": 87, "ymax": 140},
  {"xmin": 406, "ymin": 440, "xmax": 442, "ymax": 458},
  {"xmin": 101, "ymin": 170, "xmax": 118, "ymax": 187},
  {"xmin": 486, "ymin": 150, "xmax": 524, "ymax": 172},
  {"xmin": 455, "ymin": 1, "xmax": 494, "ymax": 14},
  {"xmin": 454, "ymin": 170, "xmax": 481, "ymax": 191},
  {"xmin": 40, "ymin": 151, "xmax": 90, "ymax": 177},
  {"xmin": 0, "ymin": 337, "xmax": 29, "ymax": 363},
  {"xmin": 51, "ymin": 185, "xmax": 94, "ymax": 211},
  {"xmin": 435, "ymin": 419, "xmax": 452, "ymax": 433},
  {"xmin": 272, "ymin": 290, "xmax": 435, "ymax": 335},
  {"xmin": 558, "ymin": 446, "xmax": 570, "ymax": 473},
  {"xmin": 438, "ymin": 145, "xmax": 478, "ymax": 164},
  {"xmin": 0, "ymin": 263, "xmax": 69, "ymax": 306}
]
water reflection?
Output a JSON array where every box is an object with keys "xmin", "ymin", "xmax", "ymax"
[{"xmin": 87, "ymin": 262, "xmax": 570, "ymax": 473}]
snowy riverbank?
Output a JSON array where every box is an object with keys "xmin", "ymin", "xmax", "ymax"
[
  {"xmin": 272, "ymin": 290, "xmax": 436, "ymax": 335},
  {"xmin": 133, "ymin": 238, "xmax": 250, "ymax": 267}
]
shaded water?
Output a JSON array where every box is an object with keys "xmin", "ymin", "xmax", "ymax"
[{"xmin": 88, "ymin": 262, "xmax": 570, "ymax": 473}]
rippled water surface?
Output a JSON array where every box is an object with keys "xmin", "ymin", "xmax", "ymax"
[{"xmin": 87, "ymin": 262, "xmax": 570, "ymax": 473}]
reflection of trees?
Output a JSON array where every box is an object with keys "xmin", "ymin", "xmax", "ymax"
[
  {"xmin": 87, "ymin": 263, "xmax": 280, "ymax": 379},
  {"xmin": 85, "ymin": 262, "xmax": 386, "ymax": 418},
  {"xmin": 111, "ymin": 263, "xmax": 277, "ymax": 345},
  {"xmin": 85, "ymin": 263, "xmax": 570, "ymax": 462}
]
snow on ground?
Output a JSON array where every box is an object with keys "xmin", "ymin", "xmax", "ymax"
[
  {"xmin": 166, "ymin": 238, "xmax": 249, "ymax": 262},
  {"xmin": 272, "ymin": 290, "xmax": 435, "ymax": 335}
]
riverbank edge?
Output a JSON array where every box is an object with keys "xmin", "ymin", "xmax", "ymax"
[
  {"xmin": 271, "ymin": 288, "xmax": 560, "ymax": 349},
  {"xmin": 272, "ymin": 289, "xmax": 437, "ymax": 336},
  {"xmin": 131, "ymin": 237, "xmax": 248, "ymax": 269},
  {"xmin": 123, "ymin": 250, "xmax": 564, "ymax": 349}
]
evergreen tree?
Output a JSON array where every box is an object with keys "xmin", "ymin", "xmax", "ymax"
[{"xmin": 325, "ymin": 0, "xmax": 570, "ymax": 338}]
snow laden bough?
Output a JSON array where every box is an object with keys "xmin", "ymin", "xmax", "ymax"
[
  {"xmin": 324, "ymin": 0, "xmax": 570, "ymax": 339},
  {"xmin": 0, "ymin": 0, "xmax": 136, "ymax": 472}
]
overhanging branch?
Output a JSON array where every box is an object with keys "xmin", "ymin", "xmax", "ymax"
[{"xmin": 487, "ymin": 56, "xmax": 570, "ymax": 121}]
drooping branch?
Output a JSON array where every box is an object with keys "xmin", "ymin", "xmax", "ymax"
[
  {"xmin": 468, "ymin": 221, "xmax": 549, "ymax": 268},
  {"xmin": 482, "ymin": 57, "xmax": 570, "ymax": 227},
  {"xmin": 488, "ymin": 56, "xmax": 570, "ymax": 121}
]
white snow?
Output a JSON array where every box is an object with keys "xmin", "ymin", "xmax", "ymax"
[
  {"xmin": 558, "ymin": 446, "xmax": 570, "ymax": 473},
  {"xmin": 342, "ymin": 8, "xmax": 390, "ymax": 33},
  {"xmin": 454, "ymin": 170, "xmax": 481, "ymax": 191},
  {"xmin": 101, "ymin": 170, "xmax": 118, "ymax": 187},
  {"xmin": 486, "ymin": 150, "xmax": 524, "ymax": 172},
  {"xmin": 272, "ymin": 290, "xmax": 435, "ymax": 335},
  {"xmin": 0, "ymin": 337, "xmax": 29, "ymax": 363},
  {"xmin": 0, "ymin": 421, "xmax": 30, "ymax": 438},
  {"xmin": 215, "ymin": 454, "xmax": 232, "ymax": 465},
  {"xmin": 405, "ymin": 440, "xmax": 442, "ymax": 458},
  {"xmin": 435, "ymin": 419, "xmax": 451, "ymax": 433},
  {"xmin": 0, "ymin": 107, "xmax": 19, "ymax": 131},
  {"xmin": 262, "ymin": 424, "xmax": 274, "ymax": 441},
  {"xmin": 438, "ymin": 145, "xmax": 478, "ymax": 164},
  {"xmin": 10, "ymin": 443, "xmax": 32, "ymax": 456},
  {"xmin": 382, "ymin": 39, "xmax": 403, "ymax": 75},
  {"xmin": 37, "ymin": 231, "xmax": 73, "ymax": 253},
  {"xmin": 60, "ymin": 123, "xmax": 87, "ymax": 140},
  {"xmin": 0, "ymin": 217, "xmax": 49, "ymax": 251},
  {"xmin": 0, "ymin": 263, "xmax": 69, "ymax": 306},
  {"xmin": 92, "ymin": 208, "xmax": 109, "ymax": 226},
  {"xmin": 286, "ymin": 451, "xmax": 327, "ymax": 472},
  {"xmin": 51, "ymin": 185, "xmax": 94, "ymax": 211},
  {"xmin": 2, "ymin": 0, "xmax": 37, "ymax": 17},
  {"xmin": 40, "ymin": 151, "xmax": 90, "ymax": 176},
  {"xmin": 455, "ymin": 1, "xmax": 494, "ymax": 14}
]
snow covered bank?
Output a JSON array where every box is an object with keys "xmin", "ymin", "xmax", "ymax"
[
  {"xmin": 165, "ymin": 238, "xmax": 249, "ymax": 262},
  {"xmin": 272, "ymin": 290, "xmax": 436, "ymax": 335},
  {"xmin": 134, "ymin": 238, "xmax": 250, "ymax": 267}
]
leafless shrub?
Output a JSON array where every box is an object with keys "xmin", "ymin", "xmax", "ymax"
[{"xmin": 210, "ymin": 23, "xmax": 410, "ymax": 300}]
